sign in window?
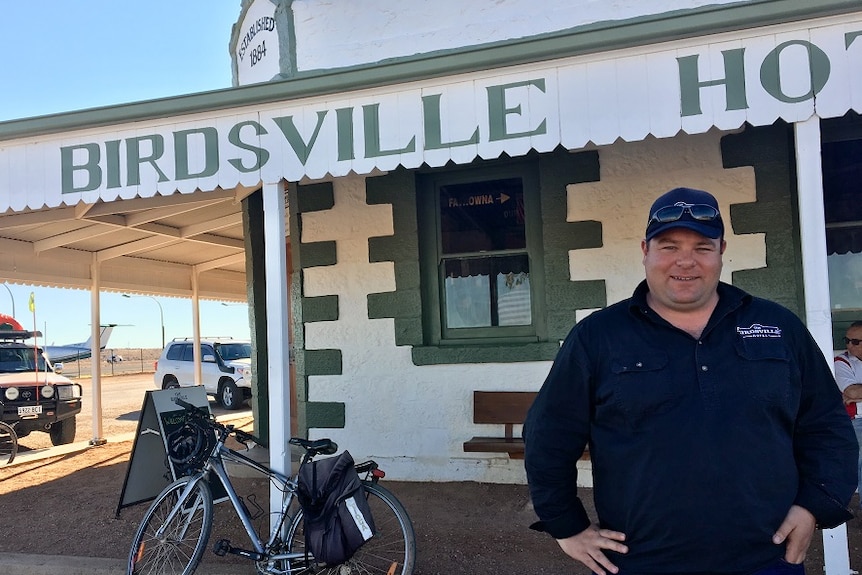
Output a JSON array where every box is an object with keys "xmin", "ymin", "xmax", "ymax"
[{"xmin": 438, "ymin": 178, "xmax": 532, "ymax": 330}]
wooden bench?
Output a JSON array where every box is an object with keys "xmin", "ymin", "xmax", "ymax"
[
  {"xmin": 463, "ymin": 391, "xmax": 537, "ymax": 459},
  {"xmin": 462, "ymin": 390, "xmax": 591, "ymax": 461}
]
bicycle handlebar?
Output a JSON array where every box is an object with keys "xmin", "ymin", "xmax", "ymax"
[
  {"xmin": 172, "ymin": 397, "xmax": 218, "ymax": 423},
  {"xmin": 172, "ymin": 397, "xmax": 201, "ymax": 412},
  {"xmin": 171, "ymin": 397, "xmax": 337, "ymax": 461}
]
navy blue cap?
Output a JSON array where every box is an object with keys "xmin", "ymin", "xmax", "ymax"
[{"xmin": 645, "ymin": 187, "xmax": 724, "ymax": 241}]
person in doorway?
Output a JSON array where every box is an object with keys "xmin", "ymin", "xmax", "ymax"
[
  {"xmin": 524, "ymin": 187, "xmax": 858, "ymax": 575},
  {"xmin": 833, "ymin": 321, "xmax": 862, "ymax": 520}
]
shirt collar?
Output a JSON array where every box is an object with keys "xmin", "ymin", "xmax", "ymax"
[{"xmin": 629, "ymin": 280, "xmax": 750, "ymax": 320}]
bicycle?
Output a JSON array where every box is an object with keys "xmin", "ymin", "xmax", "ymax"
[
  {"xmin": 127, "ymin": 398, "xmax": 416, "ymax": 575},
  {"xmin": 0, "ymin": 421, "xmax": 18, "ymax": 465}
]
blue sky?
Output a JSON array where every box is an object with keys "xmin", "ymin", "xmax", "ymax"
[{"xmin": 0, "ymin": 1, "xmax": 249, "ymax": 349}]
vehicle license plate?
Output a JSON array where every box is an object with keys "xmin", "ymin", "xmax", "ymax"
[{"xmin": 18, "ymin": 405, "xmax": 42, "ymax": 416}]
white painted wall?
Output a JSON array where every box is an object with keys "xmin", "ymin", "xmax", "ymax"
[
  {"xmin": 300, "ymin": 128, "xmax": 764, "ymax": 483},
  {"xmin": 292, "ymin": 0, "xmax": 746, "ymax": 71},
  {"xmin": 571, "ymin": 130, "xmax": 763, "ymax": 309}
]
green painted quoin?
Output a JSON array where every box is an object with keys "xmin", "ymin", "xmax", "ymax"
[
  {"xmin": 289, "ymin": 181, "xmax": 345, "ymax": 431},
  {"xmin": 721, "ymin": 122, "xmax": 805, "ymax": 317}
]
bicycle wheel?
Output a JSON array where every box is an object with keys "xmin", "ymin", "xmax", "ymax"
[
  {"xmin": 0, "ymin": 422, "xmax": 17, "ymax": 465},
  {"xmin": 286, "ymin": 481, "xmax": 416, "ymax": 575},
  {"xmin": 127, "ymin": 477, "xmax": 214, "ymax": 575}
]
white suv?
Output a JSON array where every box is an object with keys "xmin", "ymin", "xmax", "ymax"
[{"xmin": 153, "ymin": 338, "xmax": 252, "ymax": 409}]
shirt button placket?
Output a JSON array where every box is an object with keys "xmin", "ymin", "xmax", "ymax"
[{"xmin": 696, "ymin": 341, "xmax": 720, "ymax": 410}]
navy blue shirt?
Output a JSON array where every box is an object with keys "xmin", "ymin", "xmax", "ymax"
[{"xmin": 524, "ymin": 281, "xmax": 857, "ymax": 574}]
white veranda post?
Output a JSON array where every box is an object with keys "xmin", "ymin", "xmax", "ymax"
[
  {"xmin": 90, "ymin": 254, "xmax": 105, "ymax": 445},
  {"xmin": 263, "ymin": 181, "xmax": 292, "ymax": 532},
  {"xmin": 794, "ymin": 116, "xmax": 852, "ymax": 575}
]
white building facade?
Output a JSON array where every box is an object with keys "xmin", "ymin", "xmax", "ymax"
[
  {"xmin": 220, "ymin": 0, "xmax": 862, "ymax": 484},
  {"xmin": 1, "ymin": 1, "xmax": 860, "ymax": 571}
]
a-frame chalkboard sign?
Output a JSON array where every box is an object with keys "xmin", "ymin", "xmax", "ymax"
[{"xmin": 115, "ymin": 386, "xmax": 212, "ymax": 516}]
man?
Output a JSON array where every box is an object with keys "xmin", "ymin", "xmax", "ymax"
[
  {"xmin": 834, "ymin": 321, "xmax": 862, "ymax": 519},
  {"xmin": 524, "ymin": 187, "xmax": 858, "ymax": 575}
]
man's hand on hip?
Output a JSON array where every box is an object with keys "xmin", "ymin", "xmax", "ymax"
[
  {"xmin": 772, "ymin": 504, "xmax": 816, "ymax": 564},
  {"xmin": 556, "ymin": 525, "xmax": 628, "ymax": 575}
]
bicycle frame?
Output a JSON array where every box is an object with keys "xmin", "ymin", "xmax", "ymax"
[
  {"xmin": 140, "ymin": 400, "xmax": 408, "ymax": 575},
  {"xmin": 160, "ymin": 432, "xmax": 306, "ymax": 569}
]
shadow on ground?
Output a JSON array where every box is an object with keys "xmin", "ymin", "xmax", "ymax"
[{"xmin": 0, "ymin": 442, "xmax": 859, "ymax": 575}]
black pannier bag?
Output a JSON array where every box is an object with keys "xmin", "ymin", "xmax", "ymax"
[{"xmin": 295, "ymin": 450, "xmax": 376, "ymax": 565}]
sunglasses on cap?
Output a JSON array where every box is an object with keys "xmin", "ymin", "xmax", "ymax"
[
  {"xmin": 648, "ymin": 203, "xmax": 720, "ymax": 226},
  {"xmin": 844, "ymin": 337, "xmax": 862, "ymax": 346}
]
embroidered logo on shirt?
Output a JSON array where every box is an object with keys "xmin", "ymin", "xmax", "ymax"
[{"xmin": 736, "ymin": 323, "xmax": 782, "ymax": 338}]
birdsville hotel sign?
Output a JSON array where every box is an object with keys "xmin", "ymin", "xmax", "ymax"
[{"xmin": 1, "ymin": 13, "xmax": 861, "ymax": 211}]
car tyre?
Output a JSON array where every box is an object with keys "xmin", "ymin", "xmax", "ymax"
[
  {"xmin": 219, "ymin": 380, "xmax": 242, "ymax": 410},
  {"xmin": 162, "ymin": 376, "xmax": 179, "ymax": 390},
  {"xmin": 49, "ymin": 417, "xmax": 76, "ymax": 446}
]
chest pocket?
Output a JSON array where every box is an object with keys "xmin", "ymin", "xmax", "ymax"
[
  {"xmin": 734, "ymin": 339, "xmax": 792, "ymax": 404},
  {"xmin": 609, "ymin": 352, "xmax": 678, "ymax": 426}
]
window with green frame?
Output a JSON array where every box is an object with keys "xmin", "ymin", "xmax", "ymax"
[{"xmin": 417, "ymin": 161, "xmax": 545, "ymax": 345}]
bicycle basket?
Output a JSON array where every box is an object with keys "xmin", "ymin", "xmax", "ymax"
[{"xmin": 166, "ymin": 418, "xmax": 215, "ymax": 474}]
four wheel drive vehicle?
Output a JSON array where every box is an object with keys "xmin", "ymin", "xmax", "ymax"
[
  {"xmin": 0, "ymin": 329, "xmax": 83, "ymax": 446},
  {"xmin": 154, "ymin": 338, "xmax": 252, "ymax": 410}
]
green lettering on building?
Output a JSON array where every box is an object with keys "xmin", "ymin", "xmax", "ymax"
[
  {"xmin": 422, "ymin": 94, "xmax": 480, "ymax": 150},
  {"xmin": 363, "ymin": 104, "xmax": 416, "ymax": 158},
  {"xmin": 760, "ymin": 40, "xmax": 830, "ymax": 103},
  {"xmin": 105, "ymin": 140, "xmax": 122, "ymax": 189},
  {"xmin": 678, "ymin": 49, "xmax": 748, "ymax": 117},
  {"xmin": 60, "ymin": 143, "xmax": 101, "ymax": 194},
  {"xmin": 227, "ymin": 121, "xmax": 270, "ymax": 173},
  {"xmin": 174, "ymin": 127, "xmax": 219, "ymax": 180},
  {"xmin": 52, "ymin": 24, "xmax": 862, "ymax": 196},
  {"xmin": 336, "ymin": 107, "xmax": 355, "ymax": 162},
  {"xmin": 272, "ymin": 112, "xmax": 328, "ymax": 165},
  {"xmin": 126, "ymin": 135, "xmax": 169, "ymax": 186},
  {"xmin": 487, "ymin": 79, "xmax": 547, "ymax": 141}
]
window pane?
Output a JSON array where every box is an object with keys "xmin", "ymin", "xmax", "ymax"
[
  {"xmin": 217, "ymin": 343, "xmax": 252, "ymax": 360},
  {"xmin": 823, "ymin": 140, "xmax": 862, "ymax": 225},
  {"xmin": 439, "ymin": 178, "xmax": 525, "ymax": 254},
  {"xmin": 445, "ymin": 274, "xmax": 491, "ymax": 328},
  {"xmin": 181, "ymin": 345, "xmax": 194, "ymax": 362},
  {"xmin": 443, "ymin": 255, "xmax": 531, "ymax": 328},
  {"xmin": 496, "ymin": 271, "xmax": 532, "ymax": 326},
  {"xmin": 167, "ymin": 344, "xmax": 184, "ymax": 361},
  {"xmin": 828, "ymin": 252, "xmax": 862, "ymax": 309},
  {"xmin": 823, "ymin": 140, "xmax": 862, "ymax": 257}
]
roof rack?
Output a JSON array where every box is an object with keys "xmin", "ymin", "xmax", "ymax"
[{"xmin": 0, "ymin": 330, "xmax": 43, "ymax": 341}]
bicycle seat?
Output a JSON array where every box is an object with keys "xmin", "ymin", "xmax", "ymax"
[{"xmin": 289, "ymin": 437, "xmax": 338, "ymax": 455}]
